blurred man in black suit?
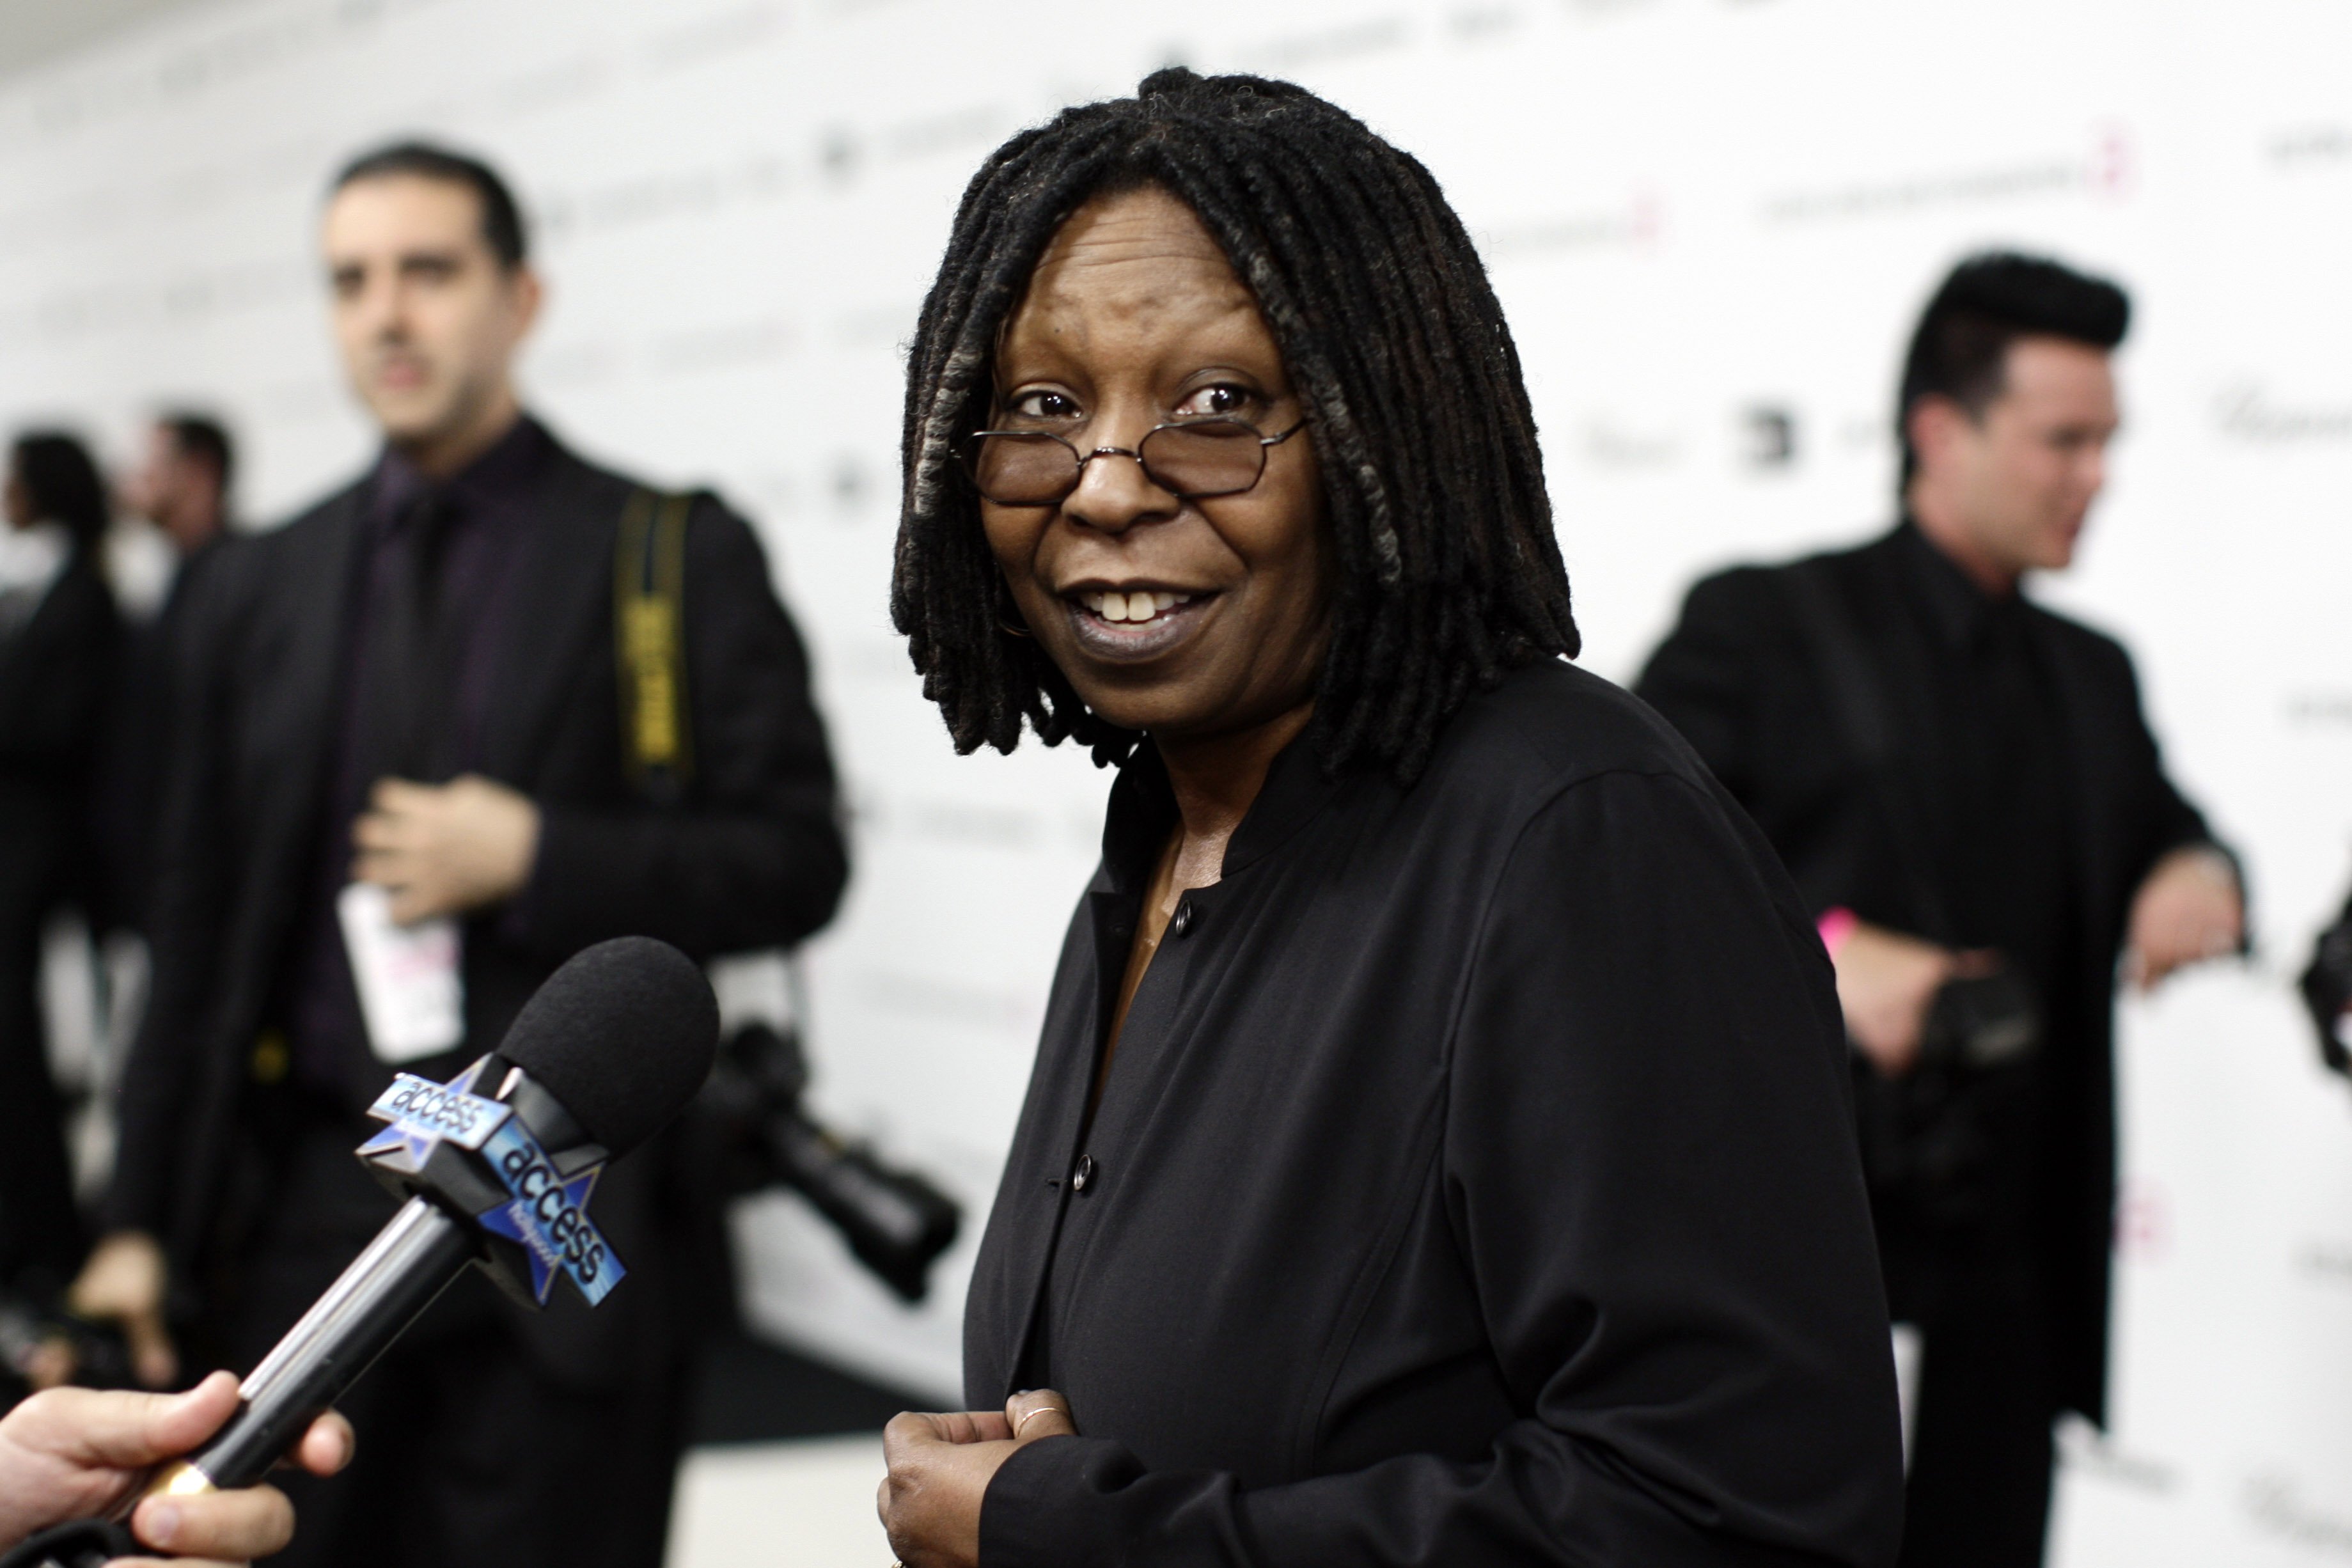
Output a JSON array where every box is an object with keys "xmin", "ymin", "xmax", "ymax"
[
  {"xmin": 0, "ymin": 434, "xmax": 120, "ymax": 1308},
  {"xmin": 95, "ymin": 412, "xmax": 237, "ymax": 939},
  {"xmin": 69, "ymin": 142, "xmax": 847, "ymax": 1568},
  {"xmin": 1638, "ymin": 253, "xmax": 2242, "ymax": 1568}
]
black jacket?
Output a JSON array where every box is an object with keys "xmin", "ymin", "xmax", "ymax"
[
  {"xmin": 0, "ymin": 545, "xmax": 118, "ymax": 1282},
  {"xmin": 0, "ymin": 545, "xmax": 120, "ymax": 929},
  {"xmin": 969, "ymin": 661, "xmax": 1904, "ymax": 1567},
  {"xmin": 1635, "ymin": 524, "xmax": 2221, "ymax": 1423},
  {"xmin": 104, "ymin": 432, "xmax": 846, "ymax": 1386}
]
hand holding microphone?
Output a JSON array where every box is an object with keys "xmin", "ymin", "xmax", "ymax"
[
  {"xmin": 0, "ymin": 1376, "xmax": 350, "ymax": 1565},
  {"xmin": 1, "ymin": 936, "xmax": 719, "ymax": 1568}
]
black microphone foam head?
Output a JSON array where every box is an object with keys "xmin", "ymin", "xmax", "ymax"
[{"xmin": 496, "ymin": 937, "xmax": 719, "ymax": 1158}]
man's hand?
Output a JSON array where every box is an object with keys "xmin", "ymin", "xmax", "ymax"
[
  {"xmin": 351, "ymin": 775, "xmax": 541, "ymax": 925},
  {"xmin": 66, "ymin": 1233, "xmax": 177, "ymax": 1391},
  {"xmin": 878, "ymin": 1390, "xmax": 1076, "ymax": 1568},
  {"xmin": 1834, "ymin": 921, "xmax": 1989, "ymax": 1078},
  {"xmin": 2125, "ymin": 846, "xmax": 2243, "ymax": 992},
  {"xmin": 0, "ymin": 1371, "xmax": 353, "ymax": 1564}
]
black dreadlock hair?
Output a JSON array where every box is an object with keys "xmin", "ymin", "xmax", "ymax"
[{"xmin": 890, "ymin": 68, "xmax": 1576, "ymax": 784}]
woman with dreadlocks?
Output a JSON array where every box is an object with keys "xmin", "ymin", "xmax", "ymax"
[{"xmin": 878, "ymin": 70, "xmax": 1902, "ymax": 1568}]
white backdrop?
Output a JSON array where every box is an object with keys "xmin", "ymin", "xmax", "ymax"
[{"xmin": 4, "ymin": 1, "xmax": 2351, "ymax": 1561}]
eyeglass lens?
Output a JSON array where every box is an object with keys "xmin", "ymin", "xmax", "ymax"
[{"xmin": 965, "ymin": 421, "xmax": 1269, "ymax": 505}]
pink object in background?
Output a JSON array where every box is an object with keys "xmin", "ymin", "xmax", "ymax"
[{"xmin": 1816, "ymin": 906, "xmax": 1859, "ymax": 960}]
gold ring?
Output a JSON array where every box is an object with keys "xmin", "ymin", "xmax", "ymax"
[{"xmin": 1014, "ymin": 1404, "xmax": 1057, "ymax": 1434}]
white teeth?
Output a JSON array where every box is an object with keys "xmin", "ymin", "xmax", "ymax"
[{"xmin": 1082, "ymin": 590, "xmax": 1196, "ymax": 623}]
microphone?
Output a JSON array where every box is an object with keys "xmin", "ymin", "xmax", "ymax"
[{"xmin": 0, "ymin": 936, "xmax": 717, "ymax": 1568}]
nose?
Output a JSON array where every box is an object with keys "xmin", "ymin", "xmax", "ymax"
[
  {"xmin": 2078, "ymin": 437, "xmax": 2109, "ymax": 501},
  {"xmin": 351, "ymin": 269, "xmax": 407, "ymax": 343},
  {"xmin": 1062, "ymin": 428, "xmax": 1179, "ymax": 537}
]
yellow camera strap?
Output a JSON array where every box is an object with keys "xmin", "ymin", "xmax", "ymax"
[{"xmin": 615, "ymin": 489, "xmax": 694, "ymax": 801}]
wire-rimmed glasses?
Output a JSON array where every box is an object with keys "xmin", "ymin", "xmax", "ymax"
[{"xmin": 957, "ymin": 417, "xmax": 1305, "ymax": 506}]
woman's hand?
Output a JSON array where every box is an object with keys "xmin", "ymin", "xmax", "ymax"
[
  {"xmin": 878, "ymin": 1390, "xmax": 1074, "ymax": 1568},
  {"xmin": 0, "ymin": 1370, "xmax": 354, "ymax": 1564}
]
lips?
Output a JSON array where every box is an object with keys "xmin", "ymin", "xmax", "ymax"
[{"xmin": 1062, "ymin": 586, "xmax": 1214, "ymax": 660}]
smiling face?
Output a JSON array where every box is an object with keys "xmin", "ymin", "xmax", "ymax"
[
  {"xmin": 980, "ymin": 185, "xmax": 1329, "ymax": 747},
  {"xmin": 322, "ymin": 173, "xmax": 540, "ymax": 473}
]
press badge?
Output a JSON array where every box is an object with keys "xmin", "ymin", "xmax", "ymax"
[{"xmin": 337, "ymin": 881, "xmax": 464, "ymax": 1063}]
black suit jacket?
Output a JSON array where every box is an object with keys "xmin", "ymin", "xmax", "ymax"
[
  {"xmin": 971, "ymin": 662, "xmax": 1903, "ymax": 1567},
  {"xmin": 104, "ymin": 431, "xmax": 846, "ymax": 1387},
  {"xmin": 1635, "ymin": 525, "xmax": 2222, "ymax": 1423},
  {"xmin": 0, "ymin": 547, "xmax": 121, "ymax": 934}
]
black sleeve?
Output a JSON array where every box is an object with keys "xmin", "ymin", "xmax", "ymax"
[
  {"xmin": 1631, "ymin": 569, "xmax": 1781, "ymax": 804},
  {"xmin": 519, "ymin": 501, "xmax": 848, "ymax": 959},
  {"xmin": 101, "ymin": 548, "xmax": 244, "ymax": 1237},
  {"xmin": 0, "ymin": 560, "xmax": 120, "ymax": 767},
  {"xmin": 982, "ymin": 770, "xmax": 1906, "ymax": 1567},
  {"xmin": 2125, "ymin": 657, "xmax": 2225, "ymax": 879}
]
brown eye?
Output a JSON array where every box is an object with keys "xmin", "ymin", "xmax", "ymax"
[
  {"xmin": 1007, "ymin": 389, "xmax": 1081, "ymax": 422},
  {"xmin": 1176, "ymin": 383, "xmax": 1255, "ymax": 419}
]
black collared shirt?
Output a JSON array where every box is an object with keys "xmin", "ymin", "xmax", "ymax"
[
  {"xmin": 281, "ymin": 416, "xmax": 549, "ymax": 1103},
  {"xmin": 1876, "ymin": 524, "xmax": 2080, "ymax": 1261},
  {"xmin": 1888, "ymin": 522, "xmax": 2076, "ymax": 1016},
  {"xmin": 968, "ymin": 661, "xmax": 1903, "ymax": 1566}
]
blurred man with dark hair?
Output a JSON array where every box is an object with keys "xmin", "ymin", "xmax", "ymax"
[
  {"xmin": 127, "ymin": 414, "xmax": 233, "ymax": 560},
  {"xmin": 1638, "ymin": 251, "xmax": 2244, "ymax": 1567},
  {"xmin": 0, "ymin": 434, "xmax": 120, "ymax": 1308},
  {"xmin": 89, "ymin": 413, "xmax": 239, "ymax": 1030},
  {"xmin": 68, "ymin": 141, "xmax": 846, "ymax": 1568}
]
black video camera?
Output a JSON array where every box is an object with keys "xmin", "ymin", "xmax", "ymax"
[
  {"xmin": 1917, "ymin": 969, "xmax": 2042, "ymax": 1072},
  {"xmin": 2301, "ymin": 906, "xmax": 2352, "ymax": 1078},
  {"xmin": 700, "ymin": 1023, "xmax": 961, "ymax": 1304},
  {"xmin": 1856, "ymin": 966, "xmax": 2044, "ymax": 1234}
]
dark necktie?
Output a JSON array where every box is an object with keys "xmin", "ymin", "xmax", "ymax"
[{"xmin": 354, "ymin": 490, "xmax": 459, "ymax": 788}]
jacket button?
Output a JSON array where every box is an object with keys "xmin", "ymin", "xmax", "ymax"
[
  {"xmin": 1071, "ymin": 1154, "xmax": 1098, "ymax": 1193},
  {"xmin": 1171, "ymin": 900, "xmax": 1196, "ymax": 938}
]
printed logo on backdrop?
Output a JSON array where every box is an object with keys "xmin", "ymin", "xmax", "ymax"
[
  {"xmin": 1484, "ymin": 190, "xmax": 1666, "ymax": 260},
  {"xmin": 537, "ymin": 153, "xmax": 796, "ymax": 243},
  {"xmin": 2294, "ymin": 1235, "xmax": 2352, "ymax": 1286},
  {"xmin": 1249, "ymin": 16, "xmax": 1410, "ymax": 72},
  {"xmin": 2058, "ymin": 1420, "xmax": 2184, "ymax": 1498},
  {"xmin": 2285, "ymin": 692, "xmax": 2352, "ymax": 732},
  {"xmin": 2213, "ymin": 384, "xmax": 2352, "ymax": 446},
  {"xmin": 1577, "ymin": 414, "xmax": 1681, "ymax": 473},
  {"xmin": 2268, "ymin": 124, "xmax": 2352, "ymax": 173},
  {"xmin": 1741, "ymin": 407, "xmax": 1799, "ymax": 471},
  {"xmin": 2247, "ymin": 1472, "xmax": 2352, "ymax": 1556},
  {"xmin": 2115, "ymin": 1176, "xmax": 2172, "ymax": 1266},
  {"xmin": 1759, "ymin": 123, "xmax": 2135, "ymax": 225}
]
